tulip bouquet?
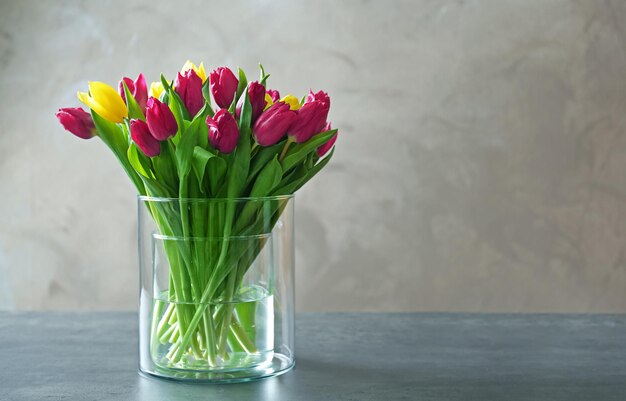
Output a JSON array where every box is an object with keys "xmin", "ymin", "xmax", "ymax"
[{"xmin": 57, "ymin": 61, "xmax": 337, "ymax": 371}]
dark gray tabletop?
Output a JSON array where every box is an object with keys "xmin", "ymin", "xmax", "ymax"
[{"xmin": 0, "ymin": 312, "xmax": 625, "ymax": 400}]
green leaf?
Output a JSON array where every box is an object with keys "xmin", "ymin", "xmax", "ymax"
[
  {"xmin": 153, "ymin": 141, "xmax": 178, "ymax": 191},
  {"xmin": 259, "ymin": 63, "xmax": 270, "ymax": 86},
  {"xmin": 202, "ymin": 79, "xmax": 213, "ymax": 108},
  {"xmin": 272, "ymin": 164, "xmax": 308, "ymax": 196},
  {"xmin": 281, "ymin": 129, "xmax": 337, "ymax": 172},
  {"xmin": 122, "ymin": 81, "xmax": 144, "ymax": 121},
  {"xmin": 248, "ymin": 141, "xmax": 284, "ymax": 184},
  {"xmin": 191, "ymin": 146, "xmax": 215, "ymax": 188},
  {"xmin": 127, "ymin": 142, "xmax": 155, "ymax": 179},
  {"xmin": 294, "ymin": 147, "xmax": 335, "ymax": 192},
  {"xmin": 175, "ymin": 115, "xmax": 203, "ymax": 177},
  {"xmin": 250, "ymin": 156, "xmax": 282, "ymax": 197},
  {"xmin": 207, "ymin": 156, "xmax": 227, "ymax": 196},
  {"xmin": 239, "ymin": 86, "xmax": 253, "ymax": 131},
  {"xmin": 235, "ymin": 67, "xmax": 248, "ymax": 106}
]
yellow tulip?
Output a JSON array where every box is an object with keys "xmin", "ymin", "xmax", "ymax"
[
  {"xmin": 264, "ymin": 93, "xmax": 274, "ymax": 110},
  {"xmin": 77, "ymin": 82, "xmax": 128, "ymax": 123},
  {"xmin": 149, "ymin": 82, "xmax": 165, "ymax": 99},
  {"xmin": 281, "ymin": 95, "xmax": 301, "ymax": 111},
  {"xmin": 181, "ymin": 60, "xmax": 207, "ymax": 83}
]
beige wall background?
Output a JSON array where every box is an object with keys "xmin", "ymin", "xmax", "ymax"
[{"xmin": 0, "ymin": 0, "xmax": 625, "ymax": 312}]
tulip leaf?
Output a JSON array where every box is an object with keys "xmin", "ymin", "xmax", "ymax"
[
  {"xmin": 175, "ymin": 115, "xmax": 203, "ymax": 177},
  {"xmin": 128, "ymin": 142, "xmax": 155, "ymax": 179},
  {"xmin": 247, "ymin": 141, "xmax": 284, "ymax": 184},
  {"xmin": 202, "ymin": 80, "xmax": 213, "ymax": 110},
  {"xmin": 191, "ymin": 146, "xmax": 216, "ymax": 189},
  {"xmin": 239, "ymin": 87, "xmax": 252, "ymax": 131},
  {"xmin": 259, "ymin": 63, "xmax": 270, "ymax": 87},
  {"xmin": 90, "ymin": 110, "xmax": 145, "ymax": 195},
  {"xmin": 122, "ymin": 81, "xmax": 144, "ymax": 121},
  {"xmin": 153, "ymin": 142, "xmax": 178, "ymax": 191},
  {"xmin": 207, "ymin": 155, "xmax": 227, "ymax": 196},
  {"xmin": 235, "ymin": 156, "xmax": 282, "ymax": 233},
  {"xmin": 294, "ymin": 147, "xmax": 335, "ymax": 192},
  {"xmin": 235, "ymin": 68, "xmax": 248, "ymax": 108},
  {"xmin": 272, "ymin": 164, "xmax": 308, "ymax": 196},
  {"xmin": 281, "ymin": 129, "xmax": 337, "ymax": 172}
]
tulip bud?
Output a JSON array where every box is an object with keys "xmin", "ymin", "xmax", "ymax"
[
  {"xmin": 317, "ymin": 122, "xmax": 337, "ymax": 157},
  {"xmin": 118, "ymin": 73, "xmax": 148, "ymax": 111},
  {"xmin": 145, "ymin": 97, "xmax": 178, "ymax": 141},
  {"xmin": 306, "ymin": 89, "xmax": 330, "ymax": 106},
  {"xmin": 149, "ymin": 81, "xmax": 165, "ymax": 99},
  {"xmin": 209, "ymin": 67, "xmax": 238, "ymax": 109},
  {"xmin": 130, "ymin": 119, "xmax": 160, "ymax": 157},
  {"xmin": 288, "ymin": 99, "xmax": 330, "ymax": 143},
  {"xmin": 56, "ymin": 107, "xmax": 96, "ymax": 139},
  {"xmin": 77, "ymin": 81, "xmax": 128, "ymax": 123},
  {"xmin": 252, "ymin": 102, "xmax": 297, "ymax": 146},
  {"xmin": 206, "ymin": 109, "xmax": 240, "ymax": 154},
  {"xmin": 281, "ymin": 95, "xmax": 301, "ymax": 111},
  {"xmin": 266, "ymin": 89, "xmax": 280, "ymax": 103},
  {"xmin": 180, "ymin": 60, "xmax": 207, "ymax": 83},
  {"xmin": 236, "ymin": 81, "xmax": 266, "ymax": 123},
  {"xmin": 175, "ymin": 69, "xmax": 204, "ymax": 117}
]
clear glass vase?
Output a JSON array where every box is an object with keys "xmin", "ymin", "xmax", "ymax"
[{"xmin": 137, "ymin": 195, "xmax": 295, "ymax": 382}]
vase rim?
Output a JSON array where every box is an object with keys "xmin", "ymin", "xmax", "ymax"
[{"xmin": 137, "ymin": 194, "xmax": 295, "ymax": 203}]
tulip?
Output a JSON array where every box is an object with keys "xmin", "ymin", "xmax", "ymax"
[
  {"xmin": 288, "ymin": 99, "xmax": 330, "ymax": 143},
  {"xmin": 209, "ymin": 67, "xmax": 238, "ymax": 109},
  {"xmin": 306, "ymin": 89, "xmax": 330, "ymax": 106},
  {"xmin": 317, "ymin": 122, "xmax": 337, "ymax": 157},
  {"xmin": 252, "ymin": 102, "xmax": 297, "ymax": 146},
  {"xmin": 266, "ymin": 89, "xmax": 280, "ymax": 103},
  {"xmin": 55, "ymin": 107, "xmax": 96, "ymax": 139},
  {"xmin": 149, "ymin": 82, "xmax": 165, "ymax": 99},
  {"xmin": 130, "ymin": 119, "xmax": 160, "ymax": 157},
  {"xmin": 145, "ymin": 97, "xmax": 178, "ymax": 141},
  {"xmin": 206, "ymin": 109, "xmax": 239, "ymax": 154},
  {"xmin": 181, "ymin": 60, "xmax": 207, "ymax": 83},
  {"xmin": 236, "ymin": 81, "xmax": 266, "ymax": 123},
  {"xmin": 118, "ymin": 73, "xmax": 148, "ymax": 111},
  {"xmin": 77, "ymin": 82, "xmax": 128, "ymax": 123},
  {"xmin": 175, "ymin": 69, "xmax": 204, "ymax": 117},
  {"xmin": 281, "ymin": 94, "xmax": 301, "ymax": 111}
]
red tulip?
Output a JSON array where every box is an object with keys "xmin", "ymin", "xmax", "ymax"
[
  {"xmin": 317, "ymin": 122, "xmax": 337, "ymax": 157},
  {"xmin": 266, "ymin": 89, "xmax": 280, "ymax": 103},
  {"xmin": 130, "ymin": 119, "xmax": 160, "ymax": 157},
  {"xmin": 236, "ymin": 81, "xmax": 266, "ymax": 123},
  {"xmin": 288, "ymin": 98, "xmax": 330, "ymax": 143},
  {"xmin": 56, "ymin": 107, "xmax": 96, "ymax": 139},
  {"xmin": 209, "ymin": 67, "xmax": 238, "ymax": 109},
  {"xmin": 118, "ymin": 73, "xmax": 148, "ymax": 111},
  {"xmin": 206, "ymin": 109, "xmax": 239, "ymax": 154},
  {"xmin": 145, "ymin": 97, "xmax": 178, "ymax": 141},
  {"xmin": 252, "ymin": 102, "xmax": 297, "ymax": 146},
  {"xmin": 174, "ymin": 69, "xmax": 204, "ymax": 117}
]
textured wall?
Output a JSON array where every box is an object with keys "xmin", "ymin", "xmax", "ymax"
[{"xmin": 0, "ymin": 0, "xmax": 625, "ymax": 312}]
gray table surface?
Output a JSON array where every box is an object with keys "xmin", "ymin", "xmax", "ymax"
[{"xmin": 0, "ymin": 312, "xmax": 625, "ymax": 401}]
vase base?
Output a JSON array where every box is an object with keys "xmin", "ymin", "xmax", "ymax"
[{"xmin": 139, "ymin": 353, "xmax": 295, "ymax": 383}]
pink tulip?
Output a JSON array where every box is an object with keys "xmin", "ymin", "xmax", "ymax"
[
  {"xmin": 209, "ymin": 67, "xmax": 238, "ymax": 109},
  {"xmin": 236, "ymin": 81, "xmax": 266, "ymax": 123},
  {"xmin": 266, "ymin": 89, "xmax": 280, "ymax": 103},
  {"xmin": 174, "ymin": 69, "xmax": 204, "ymax": 117},
  {"xmin": 118, "ymin": 73, "xmax": 148, "ymax": 111},
  {"xmin": 288, "ymin": 98, "xmax": 330, "ymax": 143},
  {"xmin": 206, "ymin": 109, "xmax": 239, "ymax": 154},
  {"xmin": 130, "ymin": 119, "xmax": 160, "ymax": 157},
  {"xmin": 145, "ymin": 97, "xmax": 178, "ymax": 141},
  {"xmin": 252, "ymin": 102, "xmax": 297, "ymax": 146},
  {"xmin": 55, "ymin": 107, "xmax": 95, "ymax": 139},
  {"xmin": 306, "ymin": 89, "xmax": 330, "ymax": 106},
  {"xmin": 317, "ymin": 122, "xmax": 337, "ymax": 157}
]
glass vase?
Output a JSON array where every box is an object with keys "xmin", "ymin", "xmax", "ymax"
[{"xmin": 137, "ymin": 195, "xmax": 295, "ymax": 382}]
